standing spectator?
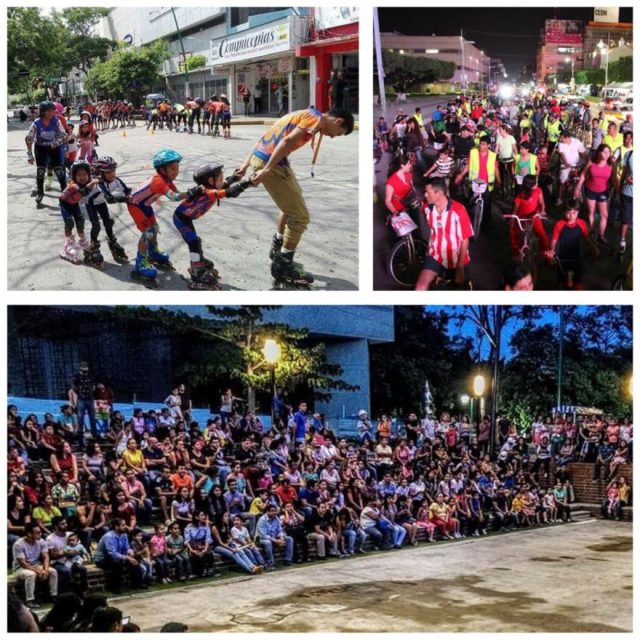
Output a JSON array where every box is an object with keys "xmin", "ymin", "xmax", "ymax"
[
  {"xmin": 71, "ymin": 362, "xmax": 97, "ymax": 438},
  {"xmin": 241, "ymin": 86, "xmax": 252, "ymax": 116},
  {"xmin": 178, "ymin": 384, "xmax": 193, "ymax": 424},
  {"xmin": 593, "ymin": 438, "xmax": 615, "ymax": 481},
  {"xmin": 93, "ymin": 518, "xmax": 146, "ymax": 593},
  {"xmin": 292, "ymin": 402, "xmax": 309, "ymax": 446},
  {"xmin": 164, "ymin": 387, "xmax": 183, "ymax": 421},
  {"xmin": 253, "ymin": 86, "xmax": 263, "ymax": 114},
  {"xmin": 256, "ymin": 504, "xmax": 294, "ymax": 569},
  {"xmin": 12, "ymin": 522, "xmax": 58, "ymax": 607}
]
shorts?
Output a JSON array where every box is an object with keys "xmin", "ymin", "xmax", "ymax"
[
  {"xmin": 559, "ymin": 166, "xmax": 574, "ymax": 184},
  {"xmin": 584, "ymin": 187, "xmax": 609, "ymax": 203},
  {"xmin": 127, "ymin": 202, "xmax": 157, "ymax": 232},
  {"xmin": 423, "ymin": 255, "xmax": 470, "ymax": 280},
  {"xmin": 621, "ymin": 194, "xmax": 633, "ymax": 226}
]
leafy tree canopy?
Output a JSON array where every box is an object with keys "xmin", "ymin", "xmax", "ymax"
[{"xmin": 381, "ymin": 52, "xmax": 456, "ymax": 93}]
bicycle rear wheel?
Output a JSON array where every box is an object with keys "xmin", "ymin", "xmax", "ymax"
[{"xmin": 389, "ymin": 236, "xmax": 428, "ymax": 288}]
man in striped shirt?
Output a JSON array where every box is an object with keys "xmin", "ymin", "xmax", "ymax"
[{"xmin": 415, "ymin": 178, "xmax": 473, "ymax": 290}]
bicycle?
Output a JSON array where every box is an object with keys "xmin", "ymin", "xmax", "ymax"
[
  {"xmin": 388, "ymin": 201, "xmax": 428, "ymax": 289},
  {"xmin": 611, "ymin": 261, "xmax": 632, "ymax": 291},
  {"xmin": 468, "ymin": 179, "xmax": 489, "ymax": 241},
  {"xmin": 503, "ymin": 212, "xmax": 549, "ymax": 284},
  {"xmin": 431, "ymin": 276, "xmax": 473, "ymax": 291}
]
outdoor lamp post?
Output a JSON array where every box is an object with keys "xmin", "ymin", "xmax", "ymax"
[
  {"xmin": 263, "ymin": 339, "xmax": 281, "ymax": 429},
  {"xmin": 564, "ymin": 57, "xmax": 575, "ymax": 90},
  {"xmin": 597, "ymin": 39, "xmax": 609, "ymax": 97},
  {"xmin": 461, "ymin": 394, "xmax": 471, "ymax": 421},
  {"xmin": 473, "ymin": 374, "xmax": 486, "ymax": 425}
]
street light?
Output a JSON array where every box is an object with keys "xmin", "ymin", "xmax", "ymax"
[
  {"xmin": 564, "ymin": 56, "xmax": 575, "ymax": 90},
  {"xmin": 597, "ymin": 39, "xmax": 609, "ymax": 97},
  {"xmin": 473, "ymin": 374, "xmax": 486, "ymax": 426},
  {"xmin": 263, "ymin": 339, "xmax": 281, "ymax": 429}
]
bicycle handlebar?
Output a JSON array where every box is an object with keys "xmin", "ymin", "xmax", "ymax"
[{"xmin": 503, "ymin": 213, "xmax": 548, "ymax": 232}]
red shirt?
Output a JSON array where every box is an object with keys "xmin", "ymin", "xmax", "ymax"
[
  {"xmin": 514, "ymin": 187, "xmax": 542, "ymax": 217},
  {"xmin": 274, "ymin": 485, "xmax": 298, "ymax": 505},
  {"xmin": 386, "ymin": 171, "xmax": 413, "ymax": 213},
  {"xmin": 424, "ymin": 198, "xmax": 474, "ymax": 268}
]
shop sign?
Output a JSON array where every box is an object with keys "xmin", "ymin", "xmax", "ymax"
[
  {"xmin": 315, "ymin": 7, "xmax": 359, "ymax": 30},
  {"xmin": 211, "ymin": 20, "xmax": 291, "ymax": 64},
  {"xmin": 594, "ymin": 7, "xmax": 619, "ymax": 23}
]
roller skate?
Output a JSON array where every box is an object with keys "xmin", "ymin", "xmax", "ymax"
[
  {"xmin": 187, "ymin": 263, "xmax": 221, "ymax": 290},
  {"xmin": 271, "ymin": 251, "xmax": 314, "ymax": 290},
  {"xmin": 60, "ymin": 235, "xmax": 82, "ymax": 264},
  {"xmin": 83, "ymin": 240, "xmax": 105, "ymax": 270},
  {"xmin": 107, "ymin": 237, "xmax": 129, "ymax": 263},
  {"xmin": 268, "ymin": 234, "xmax": 283, "ymax": 260},
  {"xmin": 148, "ymin": 245, "xmax": 174, "ymax": 271},
  {"xmin": 77, "ymin": 235, "xmax": 91, "ymax": 251},
  {"xmin": 130, "ymin": 253, "xmax": 159, "ymax": 288}
]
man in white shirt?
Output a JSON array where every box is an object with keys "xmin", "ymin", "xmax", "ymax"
[{"xmin": 557, "ymin": 130, "xmax": 587, "ymax": 205}]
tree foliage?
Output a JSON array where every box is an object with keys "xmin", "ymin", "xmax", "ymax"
[
  {"xmin": 85, "ymin": 41, "xmax": 170, "ymax": 101},
  {"xmin": 370, "ymin": 307, "xmax": 475, "ymax": 417},
  {"xmin": 575, "ymin": 67, "xmax": 606, "ymax": 86},
  {"xmin": 609, "ymin": 56, "xmax": 632, "ymax": 82},
  {"xmin": 8, "ymin": 7, "xmax": 114, "ymax": 94},
  {"xmin": 382, "ymin": 52, "xmax": 457, "ymax": 92},
  {"xmin": 105, "ymin": 306, "xmax": 358, "ymax": 412}
]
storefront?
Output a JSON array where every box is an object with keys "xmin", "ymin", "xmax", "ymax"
[
  {"xmin": 297, "ymin": 7, "xmax": 359, "ymax": 113},
  {"xmin": 210, "ymin": 16, "xmax": 309, "ymax": 115}
]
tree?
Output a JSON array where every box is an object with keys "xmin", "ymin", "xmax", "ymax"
[
  {"xmin": 105, "ymin": 306, "xmax": 358, "ymax": 412},
  {"xmin": 8, "ymin": 8, "xmax": 67, "ymax": 92},
  {"xmin": 58, "ymin": 8, "xmax": 115, "ymax": 75},
  {"xmin": 382, "ymin": 52, "xmax": 456, "ymax": 93},
  {"xmin": 575, "ymin": 68, "xmax": 605, "ymax": 86},
  {"xmin": 370, "ymin": 307, "xmax": 475, "ymax": 416},
  {"xmin": 609, "ymin": 56, "xmax": 632, "ymax": 82},
  {"xmin": 85, "ymin": 41, "xmax": 170, "ymax": 101}
]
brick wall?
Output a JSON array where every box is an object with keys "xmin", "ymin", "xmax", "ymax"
[{"xmin": 545, "ymin": 462, "xmax": 633, "ymax": 503}]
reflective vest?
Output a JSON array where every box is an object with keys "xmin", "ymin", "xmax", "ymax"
[
  {"xmin": 546, "ymin": 120, "xmax": 562, "ymax": 142},
  {"xmin": 469, "ymin": 148, "xmax": 496, "ymax": 188},
  {"xmin": 515, "ymin": 153, "xmax": 538, "ymax": 176}
]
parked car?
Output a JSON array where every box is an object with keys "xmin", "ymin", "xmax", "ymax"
[{"xmin": 619, "ymin": 96, "xmax": 633, "ymax": 111}]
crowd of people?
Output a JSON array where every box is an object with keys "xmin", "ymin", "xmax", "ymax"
[
  {"xmin": 7, "ymin": 367, "xmax": 633, "ymax": 617},
  {"xmin": 24, "ymin": 96, "xmax": 354, "ymax": 290},
  {"xmin": 378, "ymin": 91, "xmax": 633, "ymax": 290}
]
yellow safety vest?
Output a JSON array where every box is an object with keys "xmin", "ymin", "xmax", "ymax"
[
  {"xmin": 515, "ymin": 153, "xmax": 538, "ymax": 176},
  {"xmin": 546, "ymin": 120, "xmax": 561, "ymax": 142},
  {"xmin": 415, "ymin": 114, "xmax": 424, "ymax": 128},
  {"xmin": 469, "ymin": 148, "xmax": 496, "ymax": 189}
]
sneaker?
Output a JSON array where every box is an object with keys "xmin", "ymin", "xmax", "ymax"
[{"xmin": 619, "ymin": 240, "xmax": 626, "ymax": 253}]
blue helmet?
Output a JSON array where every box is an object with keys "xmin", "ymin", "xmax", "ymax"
[{"xmin": 153, "ymin": 148, "xmax": 183, "ymax": 168}]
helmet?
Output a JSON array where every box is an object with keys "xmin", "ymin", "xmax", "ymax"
[
  {"xmin": 80, "ymin": 110, "xmax": 93, "ymax": 123},
  {"xmin": 358, "ymin": 410, "xmax": 368, "ymax": 418},
  {"xmin": 39, "ymin": 101, "xmax": 55, "ymax": 116},
  {"xmin": 93, "ymin": 155, "xmax": 118, "ymax": 172},
  {"xmin": 193, "ymin": 162, "xmax": 224, "ymax": 186},
  {"xmin": 70, "ymin": 160, "xmax": 92, "ymax": 182},
  {"xmin": 195, "ymin": 96, "xmax": 204, "ymax": 104},
  {"xmin": 153, "ymin": 148, "xmax": 183, "ymax": 168}
]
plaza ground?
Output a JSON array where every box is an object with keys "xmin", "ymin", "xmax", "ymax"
[
  {"xmin": 7, "ymin": 119, "xmax": 359, "ymax": 291},
  {"xmin": 373, "ymin": 95, "xmax": 632, "ymax": 290},
  {"xmin": 113, "ymin": 518, "xmax": 631, "ymax": 632}
]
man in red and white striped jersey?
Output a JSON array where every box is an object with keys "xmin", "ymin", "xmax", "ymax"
[{"xmin": 415, "ymin": 177, "xmax": 473, "ymax": 290}]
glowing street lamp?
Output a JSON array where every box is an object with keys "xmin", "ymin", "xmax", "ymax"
[
  {"xmin": 473, "ymin": 375, "xmax": 486, "ymax": 397},
  {"xmin": 263, "ymin": 339, "xmax": 281, "ymax": 428},
  {"xmin": 597, "ymin": 39, "xmax": 610, "ymax": 96},
  {"xmin": 564, "ymin": 56, "xmax": 575, "ymax": 90}
]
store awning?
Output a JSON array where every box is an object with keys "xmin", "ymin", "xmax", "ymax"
[{"xmin": 297, "ymin": 34, "xmax": 358, "ymax": 57}]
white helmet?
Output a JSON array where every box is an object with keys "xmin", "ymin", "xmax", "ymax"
[{"xmin": 358, "ymin": 410, "xmax": 368, "ymax": 418}]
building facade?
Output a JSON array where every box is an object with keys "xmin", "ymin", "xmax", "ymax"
[
  {"xmin": 381, "ymin": 32, "xmax": 490, "ymax": 89},
  {"xmin": 8, "ymin": 306, "xmax": 394, "ymax": 422},
  {"xmin": 536, "ymin": 19, "xmax": 584, "ymax": 84},
  {"xmin": 96, "ymin": 7, "xmax": 358, "ymax": 115}
]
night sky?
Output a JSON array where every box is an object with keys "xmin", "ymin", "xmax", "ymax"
[{"xmin": 378, "ymin": 7, "xmax": 633, "ymax": 76}]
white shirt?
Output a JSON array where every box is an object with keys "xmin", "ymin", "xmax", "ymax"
[{"xmin": 558, "ymin": 137, "xmax": 586, "ymax": 167}]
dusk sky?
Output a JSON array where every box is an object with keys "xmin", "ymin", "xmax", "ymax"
[{"xmin": 378, "ymin": 7, "xmax": 633, "ymax": 76}]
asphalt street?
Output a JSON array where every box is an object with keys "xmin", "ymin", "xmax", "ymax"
[
  {"xmin": 8, "ymin": 119, "xmax": 359, "ymax": 291},
  {"xmin": 373, "ymin": 95, "xmax": 632, "ymax": 291}
]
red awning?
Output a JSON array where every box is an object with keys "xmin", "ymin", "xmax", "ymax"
[{"xmin": 297, "ymin": 34, "xmax": 359, "ymax": 56}]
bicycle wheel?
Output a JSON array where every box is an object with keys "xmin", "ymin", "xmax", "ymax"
[
  {"xmin": 471, "ymin": 198, "xmax": 483, "ymax": 240},
  {"xmin": 389, "ymin": 236, "xmax": 428, "ymax": 288}
]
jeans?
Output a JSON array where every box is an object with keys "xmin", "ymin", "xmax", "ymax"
[
  {"xmin": 259, "ymin": 536, "xmax": 294, "ymax": 565},
  {"xmin": 170, "ymin": 553, "xmax": 190, "ymax": 579},
  {"xmin": 363, "ymin": 525, "xmax": 391, "ymax": 550},
  {"xmin": 243, "ymin": 546, "xmax": 265, "ymax": 566},
  {"xmin": 391, "ymin": 525, "xmax": 407, "ymax": 547},
  {"xmin": 14, "ymin": 566, "xmax": 58, "ymax": 602},
  {"xmin": 76, "ymin": 398, "xmax": 97, "ymax": 436},
  {"xmin": 342, "ymin": 529, "xmax": 367, "ymax": 553},
  {"xmin": 96, "ymin": 557, "xmax": 145, "ymax": 591},
  {"xmin": 215, "ymin": 546, "xmax": 255, "ymax": 573},
  {"xmin": 154, "ymin": 554, "xmax": 170, "ymax": 580}
]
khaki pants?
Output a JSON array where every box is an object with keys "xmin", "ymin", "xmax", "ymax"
[
  {"xmin": 14, "ymin": 566, "xmax": 58, "ymax": 601},
  {"xmin": 249, "ymin": 155, "xmax": 310, "ymax": 247}
]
